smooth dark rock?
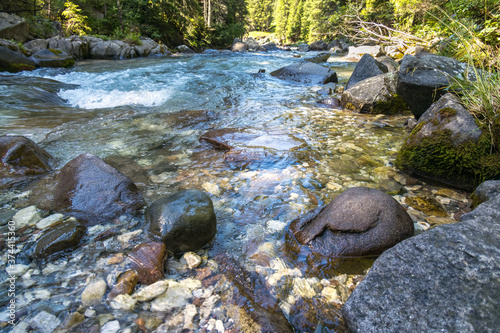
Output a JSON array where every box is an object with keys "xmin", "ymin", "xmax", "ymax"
[
  {"xmin": 341, "ymin": 72, "xmax": 407, "ymax": 114},
  {"xmin": 31, "ymin": 48, "xmax": 75, "ymax": 68},
  {"xmin": 309, "ymin": 40, "xmax": 328, "ymax": 51},
  {"xmin": 317, "ymin": 97, "xmax": 341, "ymax": 108},
  {"xmin": 343, "ymin": 184, "xmax": 500, "ymax": 333},
  {"xmin": 128, "ymin": 242, "xmax": 167, "ymax": 285},
  {"xmin": 32, "ymin": 153, "xmax": 145, "ymax": 223},
  {"xmin": 146, "ymin": 189, "xmax": 217, "ymax": 253},
  {"xmin": 262, "ymin": 42, "xmax": 279, "ymax": 51},
  {"xmin": 288, "ymin": 187, "xmax": 414, "ymax": 257},
  {"xmin": 396, "ymin": 93, "xmax": 499, "ymax": 190},
  {"xmin": 0, "ymin": 46, "xmax": 36, "ymax": 72},
  {"xmin": 33, "ymin": 219, "xmax": 86, "ymax": 259},
  {"xmin": 345, "ymin": 54, "xmax": 388, "ymax": 90},
  {"xmin": 397, "ymin": 53, "xmax": 470, "ymax": 119},
  {"xmin": 305, "ymin": 53, "xmax": 330, "ymax": 64},
  {"xmin": 271, "ymin": 62, "xmax": 338, "ymax": 85}
]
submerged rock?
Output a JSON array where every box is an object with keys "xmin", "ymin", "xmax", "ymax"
[
  {"xmin": 128, "ymin": 242, "xmax": 167, "ymax": 285},
  {"xmin": 30, "ymin": 48, "xmax": 75, "ymax": 68},
  {"xmin": 81, "ymin": 278, "xmax": 107, "ymax": 306},
  {"xmin": 288, "ymin": 187, "xmax": 414, "ymax": 257},
  {"xmin": 396, "ymin": 93, "xmax": 500, "ymax": 190},
  {"xmin": 145, "ymin": 189, "xmax": 217, "ymax": 253},
  {"xmin": 32, "ymin": 153, "xmax": 145, "ymax": 223},
  {"xmin": 342, "ymin": 181, "xmax": 500, "ymax": 332},
  {"xmin": 270, "ymin": 62, "xmax": 338, "ymax": 84},
  {"xmin": 33, "ymin": 218, "xmax": 86, "ymax": 260},
  {"xmin": 108, "ymin": 270, "xmax": 139, "ymax": 299},
  {"xmin": 341, "ymin": 72, "xmax": 407, "ymax": 114},
  {"xmin": 217, "ymin": 255, "xmax": 294, "ymax": 332},
  {"xmin": 199, "ymin": 128, "xmax": 305, "ymax": 170},
  {"xmin": 345, "ymin": 54, "xmax": 388, "ymax": 90},
  {"xmin": 0, "ymin": 135, "xmax": 52, "ymax": 187}
]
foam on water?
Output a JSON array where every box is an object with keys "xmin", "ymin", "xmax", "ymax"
[{"xmin": 58, "ymin": 87, "xmax": 172, "ymax": 109}]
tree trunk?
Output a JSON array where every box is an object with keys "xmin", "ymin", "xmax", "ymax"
[
  {"xmin": 207, "ymin": 0, "xmax": 211, "ymax": 27},
  {"xmin": 117, "ymin": 0, "xmax": 123, "ymax": 34}
]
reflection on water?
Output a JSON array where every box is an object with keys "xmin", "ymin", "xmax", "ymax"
[{"xmin": 0, "ymin": 51, "xmax": 465, "ymax": 332}]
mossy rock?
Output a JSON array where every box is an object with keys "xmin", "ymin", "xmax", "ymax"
[
  {"xmin": 31, "ymin": 48, "xmax": 75, "ymax": 68},
  {"xmin": 396, "ymin": 93, "xmax": 500, "ymax": 190},
  {"xmin": 340, "ymin": 72, "xmax": 408, "ymax": 115},
  {"xmin": 0, "ymin": 46, "xmax": 35, "ymax": 72}
]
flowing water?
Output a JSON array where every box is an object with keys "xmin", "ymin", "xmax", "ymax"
[{"xmin": 0, "ymin": 51, "xmax": 470, "ymax": 332}]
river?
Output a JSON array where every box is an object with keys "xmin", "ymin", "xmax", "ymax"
[{"xmin": 0, "ymin": 51, "xmax": 468, "ymax": 332}]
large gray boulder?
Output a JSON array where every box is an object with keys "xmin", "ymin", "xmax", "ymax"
[
  {"xmin": 47, "ymin": 36, "xmax": 92, "ymax": 60},
  {"xmin": 0, "ymin": 13, "xmax": 29, "ymax": 42},
  {"xmin": 287, "ymin": 187, "xmax": 414, "ymax": 257},
  {"xmin": 271, "ymin": 62, "xmax": 338, "ymax": 85},
  {"xmin": 345, "ymin": 54, "xmax": 388, "ymax": 90},
  {"xmin": 31, "ymin": 153, "xmax": 145, "ymax": 223},
  {"xmin": 340, "ymin": 72, "xmax": 407, "ymax": 114},
  {"xmin": 231, "ymin": 41, "xmax": 248, "ymax": 52},
  {"xmin": 396, "ymin": 93, "xmax": 500, "ymax": 190},
  {"xmin": 90, "ymin": 39, "xmax": 136, "ymax": 59},
  {"xmin": 343, "ymin": 181, "xmax": 500, "ymax": 333},
  {"xmin": 309, "ymin": 40, "xmax": 328, "ymax": 51},
  {"xmin": 145, "ymin": 189, "xmax": 217, "ymax": 254},
  {"xmin": 31, "ymin": 49, "xmax": 75, "ymax": 68},
  {"xmin": 397, "ymin": 53, "xmax": 471, "ymax": 119},
  {"xmin": 0, "ymin": 46, "xmax": 35, "ymax": 72},
  {"xmin": 177, "ymin": 44, "xmax": 196, "ymax": 54},
  {"xmin": 23, "ymin": 39, "xmax": 49, "ymax": 56}
]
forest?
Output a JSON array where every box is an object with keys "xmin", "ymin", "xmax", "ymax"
[{"xmin": 1, "ymin": 0, "xmax": 498, "ymax": 56}]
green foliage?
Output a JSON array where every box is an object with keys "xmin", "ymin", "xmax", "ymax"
[
  {"xmin": 247, "ymin": 0, "xmax": 274, "ymax": 31},
  {"xmin": 61, "ymin": 1, "xmax": 91, "ymax": 36}
]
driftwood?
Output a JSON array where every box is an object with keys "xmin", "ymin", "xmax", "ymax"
[{"xmin": 339, "ymin": 13, "xmax": 438, "ymax": 49}]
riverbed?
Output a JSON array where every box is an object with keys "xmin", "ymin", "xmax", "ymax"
[{"xmin": 0, "ymin": 50, "xmax": 470, "ymax": 332}]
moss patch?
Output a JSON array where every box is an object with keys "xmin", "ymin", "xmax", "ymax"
[
  {"xmin": 49, "ymin": 48, "xmax": 63, "ymax": 55},
  {"xmin": 396, "ymin": 120, "xmax": 500, "ymax": 190}
]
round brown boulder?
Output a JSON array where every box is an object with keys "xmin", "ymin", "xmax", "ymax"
[
  {"xmin": 32, "ymin": 153, "xmax": 145, "ymax": 223},
  {"xmin": 288, "ymin": 187, "xmax": 414, "ymax": 257},
  {"xmin": 0, "ymin": 135, "xmax": 52, "ymax": 175}
]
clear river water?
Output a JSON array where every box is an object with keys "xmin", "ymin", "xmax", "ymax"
[{"xmin": 0, "ymin": 50, "xmax": 470, "ymax": 332}]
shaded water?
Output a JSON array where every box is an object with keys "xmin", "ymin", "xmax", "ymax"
[{"xmin": 0, "ymin": 51, "xmax": 469, "ymax": 332}]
